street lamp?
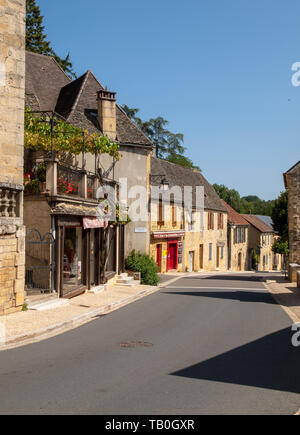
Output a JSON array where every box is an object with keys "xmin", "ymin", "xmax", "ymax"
[
  {"xmin": 150, "ymin": 175, "xmax": 169, "ymax": 191},
  {"xmin": 160, "ymin": 178, "xmax": 169, "ymax": 191}
]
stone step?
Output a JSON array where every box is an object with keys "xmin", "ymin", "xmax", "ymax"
[
  {"xmin": 88, "ymin": 285, "xmax": 107, "ymax": 294},
  {"xmin": 116, "ymin": 276, "xmax": 135, "ymax": 285},
  {"xmin": 27, "ymin": 298, "xmax": 69, "ymax": 311},
  {"xmin": 116, "ymin": 280, "xmax": 141, "ymax": 287}
]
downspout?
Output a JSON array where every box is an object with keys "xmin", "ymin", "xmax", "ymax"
[{"xmin": 51, "ymin": 214, "xmax": 56, "ymax": 294}]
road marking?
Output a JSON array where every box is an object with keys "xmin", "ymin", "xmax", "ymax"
[{"xmin": 166, "ymin": 286, "xmax": 267, "ymax": 291}]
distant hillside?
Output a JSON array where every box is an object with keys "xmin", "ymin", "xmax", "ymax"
[{"xmin": 213, "ymin": 184, "xmax": 275, "ymax": 216}]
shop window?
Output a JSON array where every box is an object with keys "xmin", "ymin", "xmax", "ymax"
[{"xmin": 63, "ymin": 227, "xmax": 83, "ymax": 290}]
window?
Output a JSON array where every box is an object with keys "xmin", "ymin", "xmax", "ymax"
[
  {"xmin": 171, "ymin": 202, "xmax": 177, "ymax": 227},
  {"xmin": 208, "ymin": 212, "xmax": 214, "ymax": 230},
  {"xmin": 188, "ymin": 211, "xmax": 196, "ymax": 231},
  {"xmin": 221, "ymin": 246, "xmax": 224, "ymax": 259},
  {"xmin": 218, "ymin": 213, "xmax": 224, "ymax": 230},
  {"xmin": 158, "ymin": 198, "xmax": 164, "ymax": 225},
  {"xmin": 209, "ymin": 243, "xmax": 213, "ymax": 261}
]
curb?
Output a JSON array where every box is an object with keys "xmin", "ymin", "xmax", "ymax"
[
  {"xmin": 0, "ymin": 274, "xmax": 183, "ymax": 351},
  {"xmin": 263, "ymin": 281, "xmax": 300, "ymax": 324}
]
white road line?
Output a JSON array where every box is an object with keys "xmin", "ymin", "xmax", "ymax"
[{"xmin": 165, "ymin": 286, "xmax": 267, "ymax": 291}]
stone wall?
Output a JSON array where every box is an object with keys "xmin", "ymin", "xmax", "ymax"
[
  {"xmin": 0, "ymin": 0, "xmax": 25, "ymax": 314},
  {"xmin": 286, "ymin": 167, "xmax": 300, "ymax": 265}
]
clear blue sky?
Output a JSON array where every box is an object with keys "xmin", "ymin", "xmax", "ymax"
[{"xmin": 38, "ymin": 0, "xmax": 300, "ymax": 200}]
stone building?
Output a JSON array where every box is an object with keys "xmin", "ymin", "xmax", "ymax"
[
  {"xmin": 241, "ymin": 214, "xmax": 279, "ymax": 271},
  {"xmin": 150, "ymin": 158, "xmax": 228, "ymax": 273},
  {"xmin": 24, "ymin": 52, "xmax": 153, "ymax": 298},
  {"xmin": 284, "ymin": 161, "xmax": 300, "ymax": 266},
  {"xmin": 222, "ymin": 201, "xmax": 249, "ymax": 271},
  {"xmin": 0, "ymin": 0, "xmax": 25, "ymax": 314}
]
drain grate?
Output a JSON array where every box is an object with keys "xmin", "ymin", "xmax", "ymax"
[{"xmin": 119, "ymin": 341, "xmax": 153, "ymax": 348}]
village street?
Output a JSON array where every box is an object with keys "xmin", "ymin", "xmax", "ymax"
[{"xmin": 0, "ymin": 272, "xmax": 299, "ymax": 415}]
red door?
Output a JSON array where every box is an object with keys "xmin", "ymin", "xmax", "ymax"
[{"xmin": 167, "ymin": 241, "xmax": 178, "ymax": 271}]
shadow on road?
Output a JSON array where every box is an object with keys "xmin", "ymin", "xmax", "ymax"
[
  {"xmin": 171, "ymin": 327, "xmax": 300, "ymax": 394},
  {"xmin": 162, "ymin": 290, "xmax": 277, "ymax": 304}
]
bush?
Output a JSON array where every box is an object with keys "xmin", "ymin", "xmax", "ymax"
[{"xmin": 125, "ymin": 250, "xmax": 160, "ymax": 286}]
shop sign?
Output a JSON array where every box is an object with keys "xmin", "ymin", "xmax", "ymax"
[{"xmin": 82, "ymin": 218, "xmax": 108, "ymax": 229}]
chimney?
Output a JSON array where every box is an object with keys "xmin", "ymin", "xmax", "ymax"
[{"xmin": 97, "ymin": 89, "xmax": 117, "ymax": 141}]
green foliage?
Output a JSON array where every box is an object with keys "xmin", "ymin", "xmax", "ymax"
[
  {"xmin": 271, "ymin": 190, "xmax": 288, "ymax": 241},
  {"xmin": 272, "ymin": 238, "xmax": 289, "ymax": 255},
  {"xmin": 251, "ymin": 250, "xmax": 259, "ymax": 269},
  {"xmin": 26, "ymin": 0, "xmax": 77, "ymax": 79},
  {"xmin": 167, "ymin": 152, "xmax": 201, "ymax": 171},
  {"xmin": 125, "ymin": 251, "xmax": 160, "ymax": 286},
  {"xmin": 213, "ymin": 183, "xmax": 276, "ymax": 216},
  {"xmin": 26, "ymin": 0, "xmax": 52, "ymax": 55},
  {"xmin": 24, "ymin": 107, "xmax": 120, "ymax": 160},
  {"xmin": 121, "ymin": 105, "xmax": 200, "ymax": 170}
]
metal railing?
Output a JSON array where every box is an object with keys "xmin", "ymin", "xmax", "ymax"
[{"xmin": 57, "ymin": 165, "xmax": 81, "ymax": 197}]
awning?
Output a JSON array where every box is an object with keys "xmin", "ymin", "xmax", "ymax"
[
  {"xmin": 152, "ymin": 231, "xmax": 185, "ymax": 239},
  {"xmin": 83, "ymin": 217, "xmax": 108, "ymax": 229}
]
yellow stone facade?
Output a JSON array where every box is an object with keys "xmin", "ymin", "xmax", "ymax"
[
  {"xmin": 228, "ymin": 226, "xmax": 249, "ymax": 271},
  {"xmin": 150, "ymin": 202, "xmax": 228, "ymax": 273},
  {"xmin": 150, "ymin": 201, "xmax": 185, "ymax": 273},
  {"xmin": 186, "ymin": 210, "xmax": 228, "ymax": 272},
  {"xmin": 0, "ymin": 0, "xmax": 25, "ymax": 315}
]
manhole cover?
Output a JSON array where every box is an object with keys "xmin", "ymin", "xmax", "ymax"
[{"xmin": 119, "ymin": 341, "xmax": 153, "ymax": 348}]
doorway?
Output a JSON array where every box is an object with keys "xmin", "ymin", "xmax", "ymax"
[
  {"xmin": 238, "ymin": 252, "xmax": 242, "ymax": 271},
  {"xmin": 62, "ymin": 226, "xmax": 83, "ymax": 297},
  {"xmin": 216, "ymin": 246, "xmax": 221, "ymax": 268},
  {"xmin": 199, "ymin": 244, "xmax": 204, "ymax": 269},
  {"xmin": 167, "ymin": 241, "xmax": 178, "ymax": 271},
  {"xmin": 188, "ymin": 251, "xmax": 194, "ymax": 272}
]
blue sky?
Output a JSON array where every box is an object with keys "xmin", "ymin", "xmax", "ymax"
[{"xmin": 38, "ymin": 0, "xmax": 300, "ymax": 200}]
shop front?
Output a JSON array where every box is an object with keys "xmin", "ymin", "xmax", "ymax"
[
  {"xmin": 55, "ymin": 214, "xmax": 123, "ymax": 298},
  {"xmin": 151, "ymin": 231, "xmax": 185, "ymax": 273}
]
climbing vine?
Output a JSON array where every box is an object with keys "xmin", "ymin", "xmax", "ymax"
[{"xmin": 24, "ymin": 107, "xmax": 120, "ymax": 160}]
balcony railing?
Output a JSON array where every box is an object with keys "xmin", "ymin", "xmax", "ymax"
[
  {"xmin": 57, "ymin": 165, "xmax": 81, "ymax": 197},
  {"xmin": 0, "ymin": 183, "xmax": 23, "ymax": 218},
  {"xmin": 24, "ymin": 158, "xmax": 103, "ymax": 202}
]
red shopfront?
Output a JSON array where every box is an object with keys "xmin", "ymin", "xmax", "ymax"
[{"xmin": 152, "ymin": 231, "xmax": 185, "ymax": 273}]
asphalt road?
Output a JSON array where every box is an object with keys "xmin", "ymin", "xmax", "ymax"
[{"xmin": 0, "ymin": 273, "xmax": 299, "ymax": 415}]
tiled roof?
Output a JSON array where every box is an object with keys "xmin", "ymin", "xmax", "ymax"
[
  {"xmin": 241, "ymin": 214, "xmax": 274, "ymax": 233},
  {"xmin": 151, "ymin": 157, "xmax": 227, "ymax": 212},
  {"xmin": 25, "ymin": 52, "xmax": 153, "ymax": 147},
  {"xmin": 25, "ymin": 51, "xmax": 71, "ymax": 111},
  {"xmin": 221, "ymin": 201, "xmax": 249, "ymax": 226}
]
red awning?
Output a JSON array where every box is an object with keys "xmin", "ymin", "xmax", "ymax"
[{"xmin": 82, "ymin": 218, "xmax": 108, "ymax": 229}]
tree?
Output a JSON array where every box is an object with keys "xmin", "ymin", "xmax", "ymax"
[
  {"xmin": 26, "ymin": 0, "xmax": 77, "ymax": 79},
  {"xmin": 147, "ymin": 117, "xmax": 170, "ymax": 158},
  {"xmin": 121, "ymin": 105, "xmax": 140, "ymax": 121},
  {"xmin": 26, "ymin": 0, "xmax": 52, "ymax": 55},
  {"xmin": 271, "ymin": 190, "xmax": 288, "ymax": 241},
  {"xmin": 167, "ymin": 152, "xmax": 201, "ymax": 171},
  {"xmin": 213, "ymin": 184, "xmax": 241, "ymax": 210}
]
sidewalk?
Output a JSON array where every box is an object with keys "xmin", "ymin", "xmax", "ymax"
[
  {"xmin": 265, "ymin": 277, "xmax": 300, "ymax": 323},
  {"xmin": 0, "ymin": 274, "xmax": 183, "ymax": 351}
]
